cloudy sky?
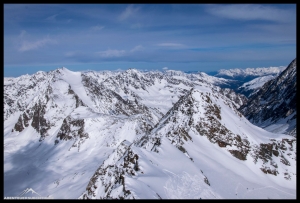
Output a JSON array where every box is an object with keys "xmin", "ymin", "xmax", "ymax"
[{"xmin": 4, "ymin": 4, "xmax": 296, "ymax": 77}]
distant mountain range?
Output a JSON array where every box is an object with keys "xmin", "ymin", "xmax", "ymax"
[
  {"xmin": 215, "ymin": 66, "xmax": 286, "ymax": 80},
  {"xmin": 204, "ymin": 66, "xmax": 286, "ymax": 97}
]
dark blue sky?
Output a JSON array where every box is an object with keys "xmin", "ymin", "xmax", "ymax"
[{"xmin": 4, "ymin": 4, "xmax": 296, "ymax": 77}]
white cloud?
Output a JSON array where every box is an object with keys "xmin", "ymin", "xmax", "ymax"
[
  {"xmin": 19, "ymin": 30, "xmax": 27, "ymax": 38},
  {"xmin": 206, "ymin": 4, "xmax": 295, "ymax": 23},
  {"xmin": 97, "ymin": 45, "xmax": 143, "ymax": 58},
  {"xmin": 157, "ymin": 43, "xmax": 185, "ymax": 47},
  {"xmin": 97, "ymin": 49, "xmax": 126, "ymax": 58},
  {"xmin": 91, "ymin": 25, "xmax": 104, "ymax": 31},
  {"xmin": 163, "ymin": 67, "xmax": 168, "ymax": 70},
  {"xmin": 130, "ymin": 45, "xmax": 143, "ymax": 52},
  {"xmin": 18, "ymin": 37, "xmax": 57, "ymax": 52},
  {"xmin": 119, "ymin": 5, "xmax": 140, "ymax": 21},
  {"xmin": 46, "ymin": 14, "xmax": 59, "ymax": 21}
]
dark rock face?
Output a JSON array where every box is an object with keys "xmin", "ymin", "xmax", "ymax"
[
  {"xmin": 31, "ymin": 102, "xmax": 51, "ymax": 141},
  {"xmin": 239, "ymin": 58, "xmax": 297, "ymax": 136},
  {"xmin": 229, "ymin": 150, "xmax": 248, "ymax": 161},
  {"xmin": 14, "ymin": 115, "xmax": 25, "ymax": 132},
  {"xmin": 13, "ymin": 100, "xmax": 51, "ymax": 141},
  {"xmin": 56, "ymin": 116, "xmax": 89, "ymax": 151},
  {"xmin": 57, "ymin": 116, "xmax": 88, "ymax": 141}
]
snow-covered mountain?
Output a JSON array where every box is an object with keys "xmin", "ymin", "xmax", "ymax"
[
  {"xmin": 237, "ymin": 75, "xmax": 277, "ymax": 97},
  {"xmin": 239, "ymin": 59, "xmax": 296, "ymax": 136},
  {"xmin": 80, "ymin": 85, "xmax": 295, "ymax": 199},
  {"xmin": 4, "ymin": 67, "xmax": 296, "ymax": 199},
  {"xmin": 215, "ymin": 66, "xmax": 286, "ymax": 79},
  {"xmin": 211, "ymin": 66, "xmax": 286, "ymax": 97}
]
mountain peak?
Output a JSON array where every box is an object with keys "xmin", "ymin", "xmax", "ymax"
[
  {"xmin": 125, "ymin": 68, "xmax": 139, "ymax": 73},
  {"xmin": 54, "ymin": 66, "xmax": 73, "ymax": 74}
]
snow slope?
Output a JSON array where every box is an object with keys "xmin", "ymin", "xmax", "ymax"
[{"xmin": 238, "ymin": 75, "xmax": 276, "ymax": 97}]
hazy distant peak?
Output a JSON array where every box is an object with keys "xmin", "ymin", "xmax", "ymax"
[{"xmin": 216, "ymin": 66, "xmax": 286, "ymax": 78}]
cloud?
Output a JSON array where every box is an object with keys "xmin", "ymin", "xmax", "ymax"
[
  {"xmin": 157, "ymin": 43, "xmax": 185, "ymax": 47},
  {"xmin": 97, "ymin": 49, "xmax": 126, "ymax": 58},
  {"xmin": 91, "ymin": 25, "xmax": 104, "ymax": 31},
  {"xmin": 96, "ymin": 45, "xmax": 143, "ymax": 58},
  {"xmin": 18, "ymin": 37, "xmax": 57, "ymax": 52},
  {"xmin": 19, "ymin": 30, "xmax": 27, "ymax": 38},
  {"xmin": 163, "ymin": 67, "xmax": 168, "ymax": 70},
  {"xmin": 119, "ymin": 5, "xmax": 140, "ymax": 21},
  {"xmin": 46, "ymin": 14, "xmax": 59, "ymax": 21},
  {"xmin": 130, "ymin": 45, "xmax": 143, "ymax": 52},
  {"xmin": 206, "ymin": 4, "xmax": 294, "ymax": 23}
]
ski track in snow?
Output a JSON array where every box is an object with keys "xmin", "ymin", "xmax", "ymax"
[{"xmin": 235, "ymin": 182, "xmax": 295, "ymax": 199}]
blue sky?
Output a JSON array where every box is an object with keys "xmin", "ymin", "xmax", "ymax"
[{"xmin": 4, "ymin": 4, "xmax": 296, "ymax": 77}]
